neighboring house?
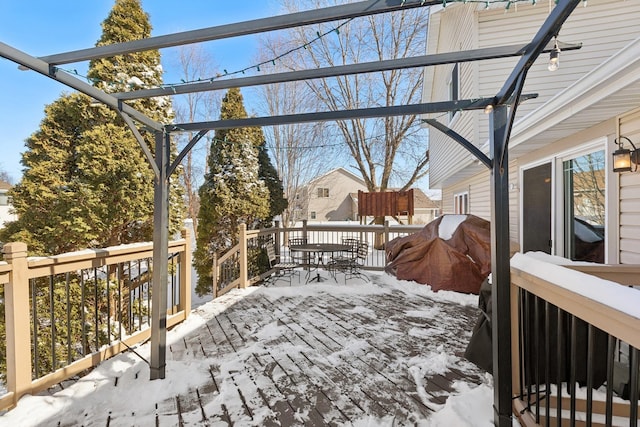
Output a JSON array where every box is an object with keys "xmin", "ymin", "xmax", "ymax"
[
  {"xmin": 293, "ymin": 168, "xmax": 440, "ymax": 224},
  {"xmin": 413, "ymin": 188, "xmax": 441, "ymax": 224},
  {"xmin": 0, "ymin": 180, "xmax": 16, "ymax": 228},
  {"xmin": 293, "ymin": 168, "xmax": 367, "ymax": 222},
  {"xmin": 422, "ymin": 1, "xmax": 640, "ymax": 264}
]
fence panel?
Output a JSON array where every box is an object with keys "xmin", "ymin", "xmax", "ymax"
[{"xmin": 0, "ymin": 235, "xmax": 190, "ymax": 410}]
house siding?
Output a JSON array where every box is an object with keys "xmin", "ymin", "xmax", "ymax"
[
  {"xmin": 441, "ymin": 160, "xmax": 520, "ymax": 243},
  {"xmin": 477, "ymin": 0, "xmax": 640, "ymax": 145},
  {"xmin": 427, "ymin": 5, "xmax": 478, "ymax": 188},
  {"xmin": 618, "ymin": 108, "xmax": 640, "ymax": 263},
  {"xmin": 305, "ymin": 169, "xmax": 367, "ymax": 222},
  {"xmin": 427, "ymin": 0, "xmax": 640, "ymax": 188}
]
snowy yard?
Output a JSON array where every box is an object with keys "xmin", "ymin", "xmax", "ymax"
[{"xmin": 0, "ymin": 272, "xmax": 497, "ymax": 426}]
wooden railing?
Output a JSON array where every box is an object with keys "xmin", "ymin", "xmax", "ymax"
[
  {"xmin": 510, "ymin": 253, "xmax": 640, "ymax": 426},
  {"xmin": 212, "ymin": 220, "xmax": 423, "ymax": 297},
  {"xmin": 0, "ymin": 229, "xmax": 191, "ymax": 410}
]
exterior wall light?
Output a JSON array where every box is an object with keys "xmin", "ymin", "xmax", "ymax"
[{"xmin": 613, "ymin": 136, "xmax": 638, "ymax": 173}]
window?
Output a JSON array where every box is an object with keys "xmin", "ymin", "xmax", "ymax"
[
  {"xmin": 454, "ymin": 191, "xmax": 469, "ymax": 214},
  {"xmin": 0, "ymin": 194, "xmax": 8, "ymax": 206},
  {"xmin": 310, "ymin": 211, "xmax": 317, "ymax": 220},
  {"xmin": 448, "ymin": 63, "xmax": 459, "ymax": 121},
  {"xmin": 562, "ymin": 149, "xmax": 605, "ymax": 263},
  {"xmin": 317, "ymin": 187, "xmax": 329, "ymax": 198}
]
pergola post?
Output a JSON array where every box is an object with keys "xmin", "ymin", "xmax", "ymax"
[
  {"xmin": 490, "ymin": 105, "xmax": 513, "ymax": 427},
  {"xmin": 150, "ymin": 130, "xmax": 170, "ymax": 380}
]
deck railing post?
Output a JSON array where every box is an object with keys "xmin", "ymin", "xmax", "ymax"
[
  {"xmin": 302, "ymin": 219, "xmax": 308, "ymax": 242},
  {"xmin": 239, "ymin": 223, "xmax": 249, "ymax": 288},
  {"xmin": 179, "ymin": 228, "xmax": 191, "ymax": 316},
  {"xmin": 384, "ymin": 220, "xmax": 390, "ymax": 248},
  {"xmin": 3, "ymin": 242, "xmax": 33, "ymax": 407},
  {"xmin": 212, "ymin": 252, "xmax": 219, "ymax": 297},
  {"xmin": 274, "ymin": 220, "xmax": 281, "ymax": 256}
]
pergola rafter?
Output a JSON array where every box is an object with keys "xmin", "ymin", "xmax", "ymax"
[{"xmin": 0, "ymin": 1, "xmax": 583, "ymax": 425}]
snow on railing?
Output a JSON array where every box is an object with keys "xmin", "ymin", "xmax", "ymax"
[{"xmin": 510, "ymin": 252, "xmax": 640, "ymax": 426}]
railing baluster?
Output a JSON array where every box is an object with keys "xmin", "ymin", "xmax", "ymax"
[
  {"xmin": 49, "ymin": 275, "xmax": 56, "ymax": 371},
  {"xmin": 106, "ymin": 266, "xmax": 111, "ymax": 344},
  {"xmin": 81, "ymin": 273, "xmax": 87, "ymax": 355},
  {"xmin": 31, "ymin": 278, "xmax": 39, "ymax": 378},
  {"xmin": 586, "ymin": 324, "xmax": 594, "ymax": 427},
  {"xmin": 66, "ymin": 272, "xmax": 71, "ymax": 365},
  {"xmin": 606, "ymin": 334, "xmax": 615, "ymax": 427},
  {"xmin": 524, "ymin": 290, "xmax": 532, "ymax": 409},
  {"xmin": 94, "ymin": 268, "xmax": 99, "ymax": 351},
  {"xmin": 518, "ymin": 287, "xmax": 525, "ymax": 401},
  {"xmin": 556, "ymin": 309, "xmax": 563, "ymax": 427},
  {"xmin": 534, "ymin": 294, "xmax": 541, "ymax": 423},
  {"xmin": 544, "ymin": 301, "xmax": 551, "ymax": 427},
  {"xmin": 630, "ymin": 347, "xmax": 639, "ymax": 427},
  {"xmin": 117, "ymin": 262, "xmax": 122, "ymax": 341},
  {"xmin": 569, "ymin": 315, "xmax": 577, "ymax": 427}
]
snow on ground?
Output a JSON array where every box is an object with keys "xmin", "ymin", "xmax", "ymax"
[{"xmin": 0, "ymin": 273, "xmax": 505, "ymax": 427}]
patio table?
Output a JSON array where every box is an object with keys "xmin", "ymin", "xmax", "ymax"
[{"xmin": 289, "ymin": 243, "xmax": 351, "ymax": 283}]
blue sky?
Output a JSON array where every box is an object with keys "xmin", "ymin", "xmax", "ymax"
[{"xmin": 0, "ymin": 1, "xmax": 279, "ymax": 182}]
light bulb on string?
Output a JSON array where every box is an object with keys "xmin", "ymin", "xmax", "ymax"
[{"xmin": 548, "ymin": 37, "xmax": 560, "ymax": 72}]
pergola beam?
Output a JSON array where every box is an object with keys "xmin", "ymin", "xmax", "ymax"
[
  {"xmin": 169, "ymin": 98, "xmax": 498, "ymax": 133},
  {"xmin": 40, "ymin": 0, "xmax": 438, "ymax": 65},
  {"xmin": 113, "ymin": 41, "xmax": 580, "ymax": 101},
  {"xmin": 496, "ymin": 0, "xmax": 581, "ymax": 105},
  {"xmin": 0, "ymin": 42, "xmax": 162, "ymax": 132}
]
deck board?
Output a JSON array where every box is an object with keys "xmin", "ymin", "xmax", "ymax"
[{"xmin": 43, "ymin": 279, "xmax": 488, "ymax": 426}]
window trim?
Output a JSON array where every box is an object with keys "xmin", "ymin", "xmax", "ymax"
[{"xmin": 453, "ymin": 191, "xmax": 469, "ymax": 214}]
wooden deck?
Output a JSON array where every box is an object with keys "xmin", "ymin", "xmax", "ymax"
[{"xmin": 38, "ymin": 278, "xmax": 488, "ymax": 426}]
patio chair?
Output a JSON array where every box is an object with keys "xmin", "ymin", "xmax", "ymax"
[
  {"xmin": 265, "ymin": 243, "xmax": 300, "ymax": 286},
  {"xmin": 328, "ymin": 241, "xmax": 369, "ymax": 283},
  {"xmin": 332, "ymin": 237, "xmax": 359, "ymax": 262},
  {"xmin": 288, "ymin": 237, "xmax": 309, "ymax": 267}
]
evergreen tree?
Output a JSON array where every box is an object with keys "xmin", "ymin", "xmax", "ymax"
[
  {"xmin": 194, "ymin": 88, "xmax": 270, "ymax": 294},
  {"xmin": 1, "ymin": 0, "xmax": 184, "ymax": 254},
  {"xmin": 257, "ymin": 142, "xmax": 287, "ymax": 227}
]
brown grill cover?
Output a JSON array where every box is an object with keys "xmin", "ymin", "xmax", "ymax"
[{"xmin": 385, "ymin": 215, "xmax": 491, "ymax": 294}]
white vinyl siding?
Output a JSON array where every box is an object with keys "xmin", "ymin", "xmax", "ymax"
[
  {"xmin": 442, "ymin": 160, "xmax": 520, "ymax": 244},
  {"xmin": 427, "ymin": 0, "xmax": 640, "ymax": 188},
  {"xmin": 427, "ymin": 5, "xmax": 478, "ymax": 188},
  {"xmin": 618, "ymin": 108, "xmax": 640, "ymax": 264}
]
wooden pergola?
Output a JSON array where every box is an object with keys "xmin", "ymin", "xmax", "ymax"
[{"xmin": 0, "ymin": 1, "xmax": 583, "ymax": 424}]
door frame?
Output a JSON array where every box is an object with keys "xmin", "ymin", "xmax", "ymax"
[{"xmin": 519, "ymin": 138, "xmax": 613, "ymax": 262}]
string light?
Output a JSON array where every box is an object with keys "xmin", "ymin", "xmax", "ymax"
[{"xmin": 55, "ymin": 0, "xmax": 587, "ymax": 93}]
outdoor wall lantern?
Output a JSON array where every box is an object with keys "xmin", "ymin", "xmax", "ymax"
[{"xmin": 612, "ymin": 136, "xmax": 639, "ymax": 173}]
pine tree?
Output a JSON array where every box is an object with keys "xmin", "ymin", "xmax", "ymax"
[
  {"xmin": 1, "ymin": 0, "xmax": 184, "ymax": 254},
  {"xmin": 194, "ymin": 88, "xmax": 270, "ymax": 294},
  {"xmin": 258, "ymin": 142, "xmax": 287, "ymax": 227}
]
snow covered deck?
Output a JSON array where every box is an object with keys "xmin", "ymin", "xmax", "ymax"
[{"xmin": 1, "ymin": 273, "xmax": 493, "ymax": 426}]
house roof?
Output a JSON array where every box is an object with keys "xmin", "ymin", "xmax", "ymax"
[
  {"xmin": 413, "ymin": 188, "xmax": 441, "ymax": 209},
  {"xmin": 0, "ymin": 181, "xmax": 11, "ymax": 191},
  {"xmin": 307, "ymin": 167, "xmax": 367, "ymax": 187}
]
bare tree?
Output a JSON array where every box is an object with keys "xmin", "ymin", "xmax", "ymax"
[
  {"xmin": 171, "ymin": 45, "xmax": 222, "ymax": 235},
  {"xmin": 0, "ymin": 169, "xmax": 13, "ymax": 184},
  {"xmin": 271, "ymin": 0, "xmax": 430, "ymax": 198},
  {"xmin": 256, "ymin": 36, "xmax": 342, "ymax": 227}
]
